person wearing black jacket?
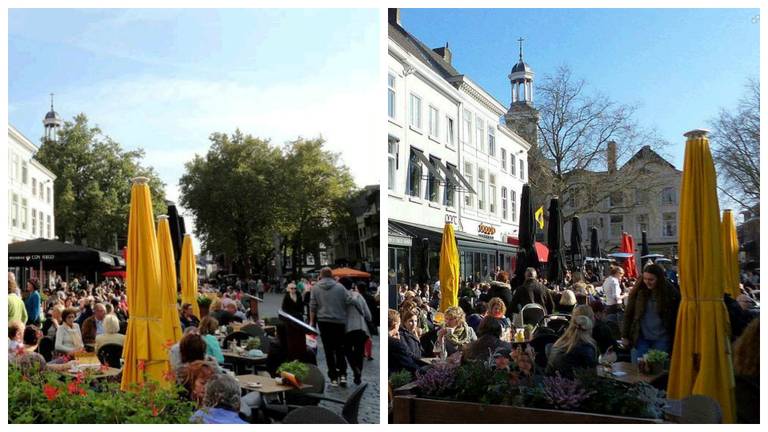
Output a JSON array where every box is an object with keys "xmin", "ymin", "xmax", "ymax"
[
  {"xmin": 281, "ymin": 283, "xmax": 305, "ymax": 320},
  {"xmin": 487, "ymin": 271, "xmax": 515, "ymax": 320},
  {"xmin": 511, "ymin": 268, "xmax": 555, "ymax": 314},
  {"xmin": 387, "ymin": 309, "xmax": 421, "ymax": 374}
]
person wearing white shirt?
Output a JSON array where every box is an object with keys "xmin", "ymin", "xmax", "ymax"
[
  {"xmin": 55, "ymin": 307, "xmax": 84, "ymax": 354},
  {"xmin": 602, "ymin": 266, "xmax": 627, "ymax": 314}
]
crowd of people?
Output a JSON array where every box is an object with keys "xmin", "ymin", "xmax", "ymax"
[
  {"xmin": 8, "ymin": 266, "xmax": 380, "ymax": 424},
  {"xmin": 389, "ymin": 262, "xmax": 760, "ymax": 423}
]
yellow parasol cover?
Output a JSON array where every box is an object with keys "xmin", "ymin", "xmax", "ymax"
[
  {"xmin": 721, "ymin": 210, "xmax": 741, "ymax": 299},
  {"xmin": 121, "ymin": 177, "xmax": 172, "ymax": 390},
  {"xmin": 157, "ymin": 215, "xmax": 183, "ymax": 343},
  {"xmin": 180, "ymin": 234, "xmax": 201, "ymax": 319},
  {"xmin": 438, "ymin": 223, "xmax": 460, "ymax": 312},
  {"xmin": 667, "ymin": 130, "xmax": 736, "ymax": 422}
]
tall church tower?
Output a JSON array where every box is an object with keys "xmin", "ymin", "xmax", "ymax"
[
  {"xmin": 43, "ymin": 93, "xmax": 63, "ymax": 142},
  {"xmin": 504, "ymin": 38, "xmax": 539, "ymax": 147}
]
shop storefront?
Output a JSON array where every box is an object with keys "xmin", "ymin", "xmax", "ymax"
[{"xmin": 389, "ymin": 219, "xmax": 519, "ymax": 285}]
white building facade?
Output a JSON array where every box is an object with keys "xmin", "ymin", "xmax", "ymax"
[
  {"xmin": 8, "ymin": 125, "xmax": 57, "ymax": 243},
  {"xmin": 387, "ymin": 10, "xmax": 530, "ymax": 285}
]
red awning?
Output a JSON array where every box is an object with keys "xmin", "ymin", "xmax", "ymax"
[{"xmin": 535, "ymin": 242, "xmax": 549, "ymax": 263}]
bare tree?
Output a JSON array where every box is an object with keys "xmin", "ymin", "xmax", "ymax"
[
  {"xmin": 710, "ymin": 78, "xmax": 760, "ymax": 211},
  {"xmin": 529, "ymin": 65, "xmax": 670, "ymax": 221}
]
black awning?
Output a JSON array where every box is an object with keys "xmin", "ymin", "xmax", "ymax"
[
  {"xmin": 430, "ymin": 157, "xmax": 460, "ymax": 189},
  {"xmin": 411, "ymin": 147, "xmax": 444, "ymax": 182},
  {"xmin": 390, "ymin": 219, "xmax": 518, "ymax": 254},
  {"xmin": 8, "ymin": 238, "xmax": 119, "ymax": 271},
  {"xmin": 448, "ymin": 165, "xmax": 476, "ymax": 194}
]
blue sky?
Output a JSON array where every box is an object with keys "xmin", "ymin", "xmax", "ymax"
[
  {"xmin": 401, "ymin": 8, "xmax": 760, "ymax": 169},
  {"xmin": 9, "ymin": 9, "xmax": 379, "ymax": 248}
]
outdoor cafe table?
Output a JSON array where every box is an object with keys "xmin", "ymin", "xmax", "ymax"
[
  {"xmin": 61, "ymin": 366, "xmax": 122, "ymax": 380},
  {"xmin": 236, "ymin": 374, "xmax": 310, "ymax": 404},
  {"xmin": 597, "ymin": 361, "xmax": 666, "ymax": 385},
  {"xmin": 222, "ymin": 349, "xmax": 267, "ymax": 374}
]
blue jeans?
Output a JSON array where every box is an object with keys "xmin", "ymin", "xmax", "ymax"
[{"xmin": 632, "ymin": 335, "xmax": 671, "ymax": 363}]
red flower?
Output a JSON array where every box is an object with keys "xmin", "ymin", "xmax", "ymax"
[
  {"xmin": 43, "ymin": 384, "xmax": 59, "ymax": 401},
  {"xmin": 151, "ymin": 403, "xmax": 159, "ymax": 417},
  {"xmin": 137, "ymin": 360, "xmax": 146, "ymax": 371},
  {"xmin": 74, "ymin": 371, "xmax": 85, "ymax": 384},
  {"xmin": 162, "ymin": 369, "xmax": 175, "ymax": 382},
  {"xmin": 67, "ymin": 382, "xmax": 80, "ymax": 395},
  {"xmin": 78, "ymin": 388, "xmax": 87, "ymax": 396}
]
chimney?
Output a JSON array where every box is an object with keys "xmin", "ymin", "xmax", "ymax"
[
  {"xmin": 388, "ymin": 8, "xmax": 401, "ymax": 26},
  {"xmin": 433, "ymin": 43, "xmax": 452, "ymax": 65},
  {"xmin": 607, "ymin": 141, "xmax": 617, "ymax": 173}
]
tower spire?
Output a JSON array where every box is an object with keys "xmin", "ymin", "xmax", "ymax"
[
  {"xmin": 518, "ymin": 37, "xmax": 524, "ymax": 62},
  {"xmin": 50, "ymin": 93, "xmax": 55, "ymax": 111}
]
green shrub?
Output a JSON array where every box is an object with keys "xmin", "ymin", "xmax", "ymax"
[
  {"xmin": 8, "ymin": 365, "xmax": 196, "ymax": 423},
  {"xmin": 277, "ymin": 360, "xmax": 309, "ymax": 381},
  {"xmin": 196, "ymin": 295, "xmax": 212, "ymax": 308},
  {"xmin": 644, "ymin": 349, "xmax": 669, "ymax": 364},
  {"xmin": 389, "ymin": 370, "xmax": 412, "ymax": 389}
]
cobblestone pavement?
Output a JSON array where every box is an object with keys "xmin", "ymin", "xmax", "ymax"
[{"xmin": 260, "ymin": 292, "xmax": 380, "ymax": 424}]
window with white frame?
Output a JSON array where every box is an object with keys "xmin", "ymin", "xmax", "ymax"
[
  {"xmin": 32, "ymin": 178, "xmax": 37, "ymax": 197},
  {"xmin": 446, "ymin": 116, "xmax": 455, "ymax": 147},
  {"xmin": 428, "ymin": 106, "xmax": 439, "ymax": 138},
  {"xmin": 21, "ymin": 198, "xmax": 28, "ymax": 230},
  {"xmin": 409, "ymin": 93, "xmax": 422, "ymax": 129},
  {"xmin": 31, "ymin": 209, "xmax": 37, "ymax": 236},
  {"xmin": 426, "ymin": 156, "xmax": 440, "ymax": 203},
  {"xmin": 388, "ymin": 140, "xmax": 398, "ymax": 191},
  {"xmin": 478, "ymin": 168, "xmax": 486, "ymax": 210},
  {"xmin": 510, "ymin": 153, "xmax": 517, "ymax": 176},
  {"xmin": 488, "ymin": 126, "xmax": 496, "ymax": 157},
  {"xmin": 501, "ymin": 187, "xmax": 508, "ymax": 220},
  {"xmin": 511, "ymin": 190, "xmax": 517, "ymax": 222},
  {"xmin": 489, "ymin": 174, "xmax": 497, "ymax": 214},
  {"xmin": 567, "ymin": 187, "xmax": 581, "ymax": 209},
  {"xmin": 12, "ymin": 153, "xmax": 19, "ymax": 181},
  {"xmin": 635, "ymin": 188, "xmax": 648, "ymax": 205},
  {"xmin": 663, "ymin": 212, "xmax": 677, "ymax": 237},
  {"xmin": 387, "ymin": 73, "xmax": 396, "ymax": 119},
  {"xmin": 11, "ymin": 194, "xmax": 19, "ymax": 227},
  {"xmin": 519, "ymin": 159, "xmax": 525, "ymax": 181},
  {"xmin": 636, "ymin": 214, "xmax": 648, "ymax": 235},
  {"xmin": 444, "ymin": 163, "xmax": 456, "ymax": 208},
  {"xmin": 464, "ymin": 162, "xmax": 474, "ymax": 207},
  {"xmin": 501, "ymin": 148, "xmax": 507, "ymax": 170},
  {"xmin": 39, "ymin": 182, "xmax": 44, "ymax": 198},
  {"xmin": 476, "ymin": 118, "xmax": 485, "ymax": 153},
  {"xmin": 661, "ymin": 187, "xmax": 676, "ymax": 206},
  {"xmin": 47, "ymin": 187, "xmax": 51, "ymax": 204},
  {"xmin": 407, "ymin": 150, "xmax": 422, "ymax": 197},
  {"xmin": 47, "ymin": 215, "xmax": 52, "ymax": 238},
  {"xmin": 463, "ymin": 110, "xmax": 472, "ymax": 145},
  {"xmin": 610, "ymin": 215, "xmax": 624, "ymax": 238},
  {"xmin": 22, "ymin": 160, "xmax": 28, "ymax": 185}
]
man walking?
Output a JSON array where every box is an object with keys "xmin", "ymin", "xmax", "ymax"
[{"xmin": 309, "ymin": 267, "xmax": 350, "ymax": 387}]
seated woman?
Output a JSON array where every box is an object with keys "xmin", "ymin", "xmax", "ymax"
[
  {"xmin": 191, "ymin": 373, "xmax": 247, "ymax": 424},
  {"xmin": 12, "ymin": 352, "xmax": 78, "ymax": 376},
  {"xmin": 180, "ymin": 303, "xmax": 201, "ymax": 329},
  {"xmin": 177, "ymin": 360, "xmax": 219, "ymax": 407},
  {"xmin": 399, "ymin": 309, "xmax": 423, "ymax": 352},
  {"xmin": 437, "ymin": 306, "xmax": 477, "ymax": 356},
  {"xmin": 487, "ymin": 297, "xmax": 512, "ymax": 340},
  {"xmin": 22, "ymin": 325, "xmax": 43, "ymax": 354},
  {"xmin": 95, "ymin": 314, "xmax": 125, "ymax": 352},
  {"xmin": 557, "ymin": 290, "xmax": 577, "ymax": 315},
  {"xmin": 198, "ymin": 316, "xmax": 225, "ymax": 363},
  {"xmin": 545, "ymin": 315, "xmax": 598, "ymax": 379},
  {"xmin": 387, "ymin": 309, "xmax": 420, "ymax": 374},
  {"xmin": 463, "ymin": 317, "xmax": 511, "ymax": 362},
  {"xmin": 55, "ymin": 307, "xmax": 84, "ymax": 355}
]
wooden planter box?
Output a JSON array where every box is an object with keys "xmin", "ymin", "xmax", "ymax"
[{"xmin": 392, "ymin": 395, "xmax": 662, "ymax": 424}]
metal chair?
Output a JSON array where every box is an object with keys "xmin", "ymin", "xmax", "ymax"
[
  {"xmin": 521, "ymin": 303, "xmax": 546, "ymax": 327},
  {"xmin": 97, "ymin": 343, "xmax": 123, "ymax": 368},
  {"xmin": 283, "ymin": 406, "xmax": 347, "ymax": 424}
]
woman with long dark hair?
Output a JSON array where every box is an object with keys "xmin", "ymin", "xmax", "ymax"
[{"xmin": 621, "ymin": 264, "xmax": 681, "ymax": 362}]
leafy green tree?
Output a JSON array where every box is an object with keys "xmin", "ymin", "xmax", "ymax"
[
  {"xmin": 36, "ymin": 114, "xmax": 166, "ymax": 251},
  {"xmin": 179, "ymin": 131, "xmax": 282, "ymax": 276},
  {"xmin": 276, "ymin": 138, "xmax": 356, "ymax": 274}
]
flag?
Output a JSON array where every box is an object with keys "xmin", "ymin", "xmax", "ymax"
[{"xmin": 535, "ymin": 206, "xmax": 545, "ymax": 229}]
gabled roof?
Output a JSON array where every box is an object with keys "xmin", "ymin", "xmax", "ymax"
[
  {"xmin": 388, "ymin": 22, "xmax": 462, "ymax": 81},
  {"xmin": 621, "ymin": 145, "xmax": 678, "ymax": 172}
]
